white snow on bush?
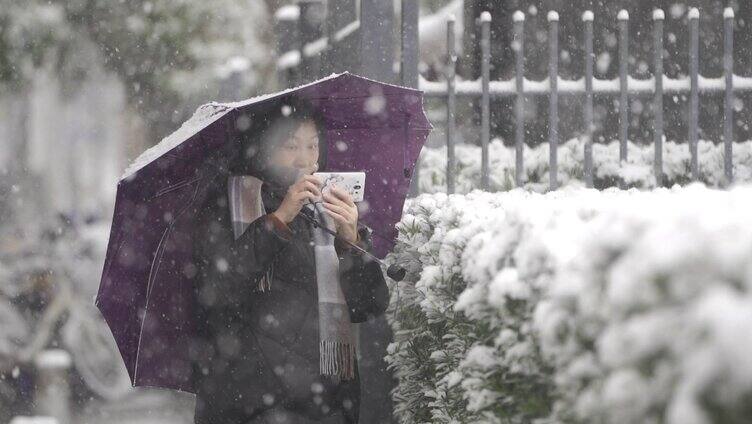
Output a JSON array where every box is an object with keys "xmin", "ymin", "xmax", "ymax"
[
  {"xmin": 385, "ymin": 184, "xmax": 752, "ymax": 423},
  {"xmin": 417, "ymin": 137, "xmax": 752, "ymax": 193},
  {"xmin": 33, "ymin": 349, "xmax": 72, "ymax": 369}
]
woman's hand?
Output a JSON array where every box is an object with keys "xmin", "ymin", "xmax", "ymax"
[
  {"xmin": 272, "ymin": 170, "xmax": 322, "ymax": 224},
  {"xmin": 322, "ymin": 185, "xmax": 358, "ymax": 244}
]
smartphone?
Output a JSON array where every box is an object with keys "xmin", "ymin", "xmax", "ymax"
[{"xmin": 313, "ymin": 172, "xmax": 366, "ymax": 203}]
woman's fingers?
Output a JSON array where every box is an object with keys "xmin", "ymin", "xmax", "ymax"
[
  {"xmin": 323, "ymin": 208, "xmax": 349, "ymax": 227},
  {"xmin": 295, "ymin": 190, "xmax": 318, "ymax": 205},
  {"xmin": 323, "ymin": 209, "xmax": 358, "ymax": 243},
  {"xmin": 323, "ymin": 193, "xmax": 357, "ymax": 219},
  {"xmin": 322, "ymin": 191, "xmax": 341, "ymax": 207},
  {"xmin": 290, "ymin": 177, "xmax": 322, "ymax": 198},
  {"xmin": 323, "ymin": 202, "xmax": 355, "ymax": 223},
  {"xmin": 322, "ymin": 201, "xmax": 349, "ymax": 215},
  {"xmin": 291, "ymin": 175, "xmax": 322, "ymax": 192},
  {"xmin": 302, "ymin": 174, "xmax": 323, "ymax": 188},
  {"xmin": 322, "ymin": 190, "xmax": 353, "ymax": 209},
  {"xmin": 302, "ymin": 180, "xmax": 322, "ymax": 198},
  {"xmin": 329, "ymin": 186, "xmax": 355, "ymax": 207}
]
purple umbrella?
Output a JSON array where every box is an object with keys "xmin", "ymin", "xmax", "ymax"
[{"xmin": 95, "ymin": 71, "xmax": 432, "ymax": 394}]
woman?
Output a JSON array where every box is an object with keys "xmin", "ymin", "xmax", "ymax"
[{"xmin": 191, "ymin": 98, "xmax": 389, "ymax": 423}]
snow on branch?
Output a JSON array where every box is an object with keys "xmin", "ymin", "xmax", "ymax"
[{"xmin": 386, "ymin": 183, "xmax": 752, "ymax": 423}]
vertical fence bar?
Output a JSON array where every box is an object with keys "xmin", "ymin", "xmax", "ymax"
[
  {"xmin": 402, "ymin": 0, "xmax": 421, "ymax": 197},
  {"xmin": 480, "ymin": 12, "xmax": 491, "ymax": 190},
  {"xmin": 583, "ymin": 10, "xmax": 594, "ymax": 188},
  {"xmin": 548, "ymin": 11, "xmax": 559, "ymax": 191},
  {"xmin": 360, "ymin": 0, "xmax": 395, "ymax": 82},
  {"xmin": 618, "ymin": 10, "xmax": 629, "ymax": 189},
  {"xmin": 724, "ymin": 7, "xmax": 734, "ymax": 185},
  {"xmin": 358, "ymin": 6, "xmax": 399, "ymax": 418},
  {"xmin": 400, "ymin": 0, "xmax": 420, "ymax": 88},
  {"xmin": 653, "ymin": 9, "xmax": 665, "ymax": 187},
  {"xmin": 688, "ymin": 7, "xmax": 700, "ymax": 180},
  {"xmin": 298, "ymin": 0, "xmax": 325, "ymax": 82},
  {"xmin": 274, "ymin": 5, "xmax": 300, "ymax": 88},
  {"xmin": 514, "ymin": 11, "xmax": 525, "ymax": 187},
  {"xmin": 446, "ymin": 15, "xmax": 457, "ymax": 194},
  {"xmin": 322, "ymin": 1, "xmax": 335, "ymax": 75},
  {"xmin": 328, "ymin": 0, "xmax": 359, "ymax": 74},
  {"xmin": 326, "ymin": 0, "xmax": 357, "ymax": 74}
]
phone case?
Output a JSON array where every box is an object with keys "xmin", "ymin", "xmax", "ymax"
[{"xmin": 314, "ymin": 172, "xmax": 366, "ymax": 202}]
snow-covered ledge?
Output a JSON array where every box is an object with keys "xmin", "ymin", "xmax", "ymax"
[{"xmin": 10, "ymin": 417, "xmax": 59, "ymax": 424}]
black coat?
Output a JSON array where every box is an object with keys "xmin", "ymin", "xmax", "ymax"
[{"xmin": 190, "ymin": 181, "xmax": 389, "ymax": 423}]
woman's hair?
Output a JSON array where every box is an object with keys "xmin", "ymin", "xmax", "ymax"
[{"xmin": 230, "ymin": 96, "xmax": 328, "ymax": 176}]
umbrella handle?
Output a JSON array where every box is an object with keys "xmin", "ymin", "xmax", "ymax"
[{"xmin": 298, "ymin": 201, "xmax": 406, "ymax": 282}]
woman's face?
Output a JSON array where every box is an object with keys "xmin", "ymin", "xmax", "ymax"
[{"xmin": 268, "ymin": 119, "xmax": 320, "ymax": 173}]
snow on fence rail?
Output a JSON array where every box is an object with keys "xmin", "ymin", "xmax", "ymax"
[
  {"xmin": 384, "ymin": 185, "xmax": 752, "ymax": 423},
  {"xmin": 422, "ymin": 8, "xmax": 745, "ymax": 193}
]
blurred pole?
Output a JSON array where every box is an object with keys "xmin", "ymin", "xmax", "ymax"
[
  {"xmin": 548, "ymin": 11, "xmax": 559, "ymax": 191},
  {"xmin": 324, "ymin": 0, "xmax": 358, "ymax": 75},
  {"xmin": 724, "ymin": 7, "xmax": 734, "ymax": 185},
  {"xmin": 618, "ymin": 10, "xmax": 629, "ymax": 189},
  {"xmin": 218, "ymin": 61, "xmax": 247, "ymax": 101},
  {"xmin": 402, "ymin": 0, "xmax": 421, "ymax": 197},
  {"xmin": 321, "ymin": 0, "xmax": 334, "ymax": 76},
  {"xmin": 653, "ymin": 9, "xmax": 665, "ymax": 187},
  {"xmin": 446, "ymin": 16, "xmax": 457, "ymax": 194},
  {"xmin": 356, "ymin": 2, "xmax": 398, "ymax": 423},
  {"xmin": 583, "ymin": 10, "xmax": 594, "ymax": 188},
  {"xmin": 400, "ymin": 0, "xmax": 419, "ymax": 90},
  {"xmin": 480, "ymin": 12, "xmax": 491, "ymax": 190},
  {"xmin": 275, "ymin": 5, "xmax": 300, "ymax": 88},
  {"xmin": 33, "ymin": 350, "xmax": 71, "ymax": 424},
  {"xmin": 359, "ymin": 0, "xmax": 395, "ymax": 83},
  {"xmin": 688, "ymin": 7, "xmax": 700, "ymax": 181},
  {"xmin": 68, "ymin": 136, "xmax": 79, "ymax": 226},
  {"xmin": 514, "ymin": 11, "xmax": 525, "ymax": 187},
  {"xmin": 329, "ymin": 0, "xmax": 360, "ymax": 75},
  {"xmin": 299, "ymin": 0, "xmax": 325, "ymax": 82}
]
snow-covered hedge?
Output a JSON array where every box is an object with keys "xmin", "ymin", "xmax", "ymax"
[
  {"xmin": 384, "ymin": 184, "xmax": 752, "ymax": 423},
  {"xmin": 417, "ymin": 138, "xmax": 752, "ymax": 193}
]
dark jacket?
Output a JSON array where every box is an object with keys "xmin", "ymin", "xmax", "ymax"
[{"xmin": 191, "ymin": 181, "xmax": 389, "ymax": 423}]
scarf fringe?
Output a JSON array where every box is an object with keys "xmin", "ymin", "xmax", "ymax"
[
  {"xmin": 256, "ymin": 262, "xmax": 273, "ymax": 292},
  {"xmin": 319, "ymin": 340, "xmax": 356, "ymax": 380}
]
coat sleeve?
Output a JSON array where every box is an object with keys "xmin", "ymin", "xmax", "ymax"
[
  {"xmin": 193, "ymin": 211, "xmax": 292, "ymax": 310},
  {"xmin": 336, "ymin": 225, "xmax": 389, "ymax": 323}
]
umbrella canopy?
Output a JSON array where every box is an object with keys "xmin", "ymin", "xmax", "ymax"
[{"xmin": 95, "ymin": 71, "xmax": 432, "ymax": 393}]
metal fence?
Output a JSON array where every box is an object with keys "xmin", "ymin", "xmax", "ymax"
[
  {"xmin": 274, "ymin": 4, "xmax": 751, "ymax": 193},
  {"xmin": 420, "ymin": 7, "xmax": 752, "ymax": 192}
]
